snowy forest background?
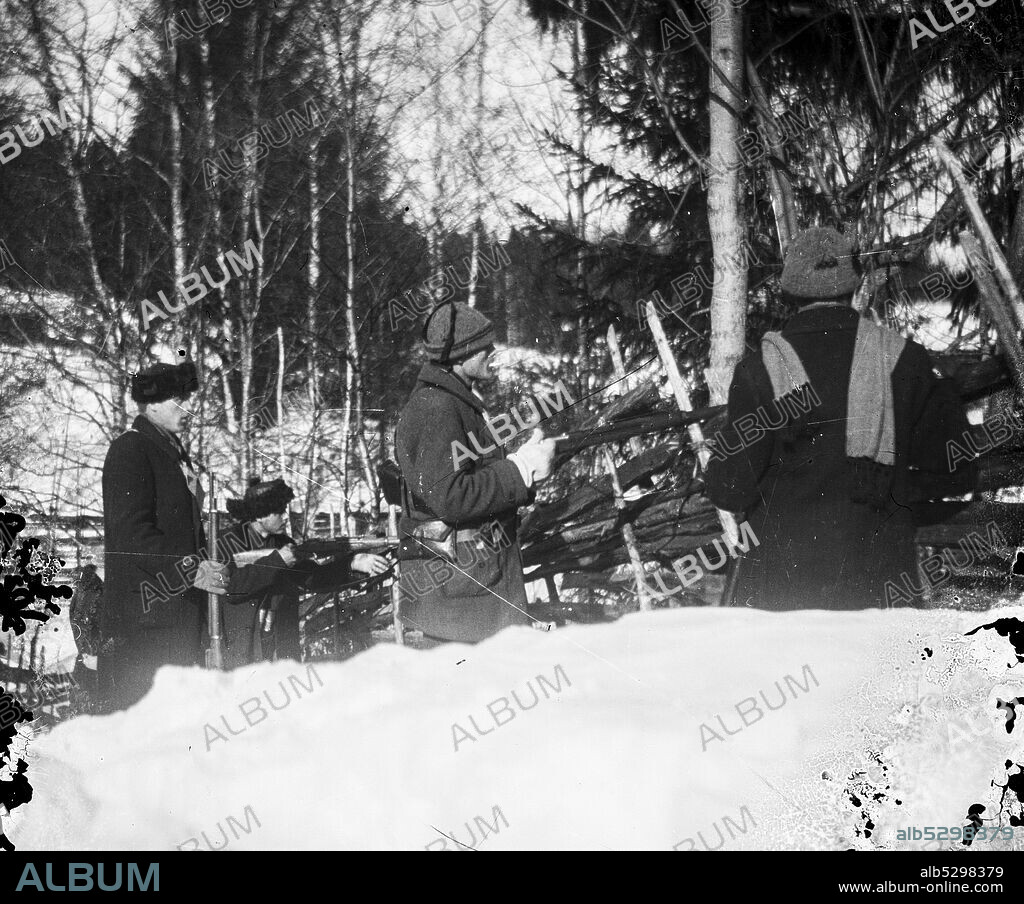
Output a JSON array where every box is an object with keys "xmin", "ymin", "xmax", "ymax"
[
  {"xmin": 5, "ymin": 0, "xmax": 1024, "ymax": 855},
  {"xmin": 0, "ymin": 0, "xmax": 1022, "ymax": 606}
]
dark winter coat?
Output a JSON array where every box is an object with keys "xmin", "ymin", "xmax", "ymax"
[
  {"xmin": 98, "ymin": 415, "xmax": 205, "ymax": 708},
  {"xmin": 395, "ymin": 363, "xmax": 532, "ymax": 642},
  {"xmin": 218, "ymin": 522, "xmax": 360, "ymax": 667},
  {"xmin": 70, "ymin": 565, "xmax": 103, "ymax": 659},
  {"xmin": 704, "ymin": 305, "xmax": 975, "ymax": 610}
]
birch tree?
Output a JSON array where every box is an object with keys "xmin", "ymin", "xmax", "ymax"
[{"xmin": 705, "ymin": 2, "xmax": 747, "ymax": 406}]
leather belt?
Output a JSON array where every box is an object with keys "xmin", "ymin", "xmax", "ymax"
[{"xmin": 398, "ymin": 519, "xmax": 512, "ymax": 563}]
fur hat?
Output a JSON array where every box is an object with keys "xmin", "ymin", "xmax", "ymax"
[
  {"xmin": 423, "ymin": 301, "xmax": 495, "ymax": 364},
  {"xmin": 781, "ymin": 227, "xmax": 861, "ymax": 300},
  {"xmin": 226, "ymin": 478, "xmax": 294, "ymax": 522},
  {"xmin": 131, "ymin": 362, "xmax": 199, "ymax": 405}
]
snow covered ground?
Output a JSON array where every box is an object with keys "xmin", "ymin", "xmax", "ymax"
[{"xmin": 7, "ymin": 606, "xmax": 1024, "ymax": 851}]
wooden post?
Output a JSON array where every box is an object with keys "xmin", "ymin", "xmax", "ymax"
[
  {"xmin": 604, "ymin": 325, "xmax": 652, "ymax": 610},
  {"xmin": 932, "ymin": 137, "xmax": 1024, "ymax": 333},
  {"xmin": 388, "ymin": 503, "xmax": 404, "ymax": 646},
  {"xmin": 606, "ymin": 325, "xmax": 644, "ymax": 458},
  {"xmin": 746, "ymin": 57, "xmax": 797, "ymax": 252},
  {"xmin": 332, "ymin": 592, "xmax": 342, "ymax": 656},
  {"xmin": 205, "ymin": 478, "xmax": 224, "ymax": 670},
  {"xmin": 961, "ymin": 234, "xmax": 1024, "ymax": 399},
  {"xmin": 602, "ymin": 446, "xmax": 652, "ymax": 611},
  {"xmin": 276, "ymin": 325, "xmax": 286, "ymax": 479},
  {"xmin": 646, "ymin": 301, "xmax": 740, "ymax": 559},
  {"xmin": 544, "ymin": 575, "xmax": 561, "ymax": 605},
  {"xmin": 386, "ymin": 431, "xmax": 404, "ymax": 646}
]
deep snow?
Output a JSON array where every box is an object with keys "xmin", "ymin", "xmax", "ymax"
[{"xmin": 7, "ymin": 606, "xmax": 1024, "ymax": 851}]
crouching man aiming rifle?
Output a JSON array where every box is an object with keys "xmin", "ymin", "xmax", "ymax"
[
  {"xmin": 216, "ymin": 478, "xmax": 389, "ymax": 667},
  {"xmin": 395, "ymin": 302, "xmax": 557, "ymax": 646}
]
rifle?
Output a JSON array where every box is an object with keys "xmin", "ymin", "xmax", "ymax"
[
  {"xmin": 205, "ymin": 474, "xmax": 224, "ymax": 670},
  {"xmin": 293, "ymin": 537, "xmax": 399, "ymax": 559},
  {"xmin": 552, "ymin": 406, "xmax": 723, "ymax": 463}
]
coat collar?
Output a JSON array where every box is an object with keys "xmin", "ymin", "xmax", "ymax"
[
  {"xmin": 131, "ymin": 414, "xmax": 185, "ymax": 463},
  {"xmin": 239, "ymin": 521, "xmax": 290, "ymax": 550},
  {"xmin": 783, "ymin": 303, "xmax": 860, "ymax": 336},
  {"xmin": 415, "ymin": 363, "xmax": 485, "ymax": 413}
]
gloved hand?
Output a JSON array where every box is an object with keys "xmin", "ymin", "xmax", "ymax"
[
  {"xmin": 290, "ymin": 543, "xmax": 318, "ymax": 562},
  {"xmin": 278, "ymin": 545, "xmax": 297, "ymax": 566},
  {"xmin": 351, "ymin": 553, "xmax": 389, "ymax": 576},
  {"xmin": 193, "ymin": 560, "xmax": 230, "ymax": 594},
  {"xmin": 508, "ymin": 428, "xmax": 557, "ymax": 487},
  {"xmin": 259, "ymin": 608, "xmax": 274, "ymax": 632}
]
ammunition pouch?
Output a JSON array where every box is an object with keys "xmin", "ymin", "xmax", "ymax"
[
  {"xmin": 398, "ymin": 520, "xmax": 456, "ymax": 563},
  {"xmin": 847, "ymin": 457, "xmax": 897, "ymax": 511},
  {"xmin": 378, "ymin": 460, "xmax": 403, "ymax": 507}
]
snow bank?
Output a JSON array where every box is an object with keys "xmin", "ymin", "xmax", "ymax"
[{"xmin": 8, "ymin": 606, "xmax": 1024, "ymax": 851}]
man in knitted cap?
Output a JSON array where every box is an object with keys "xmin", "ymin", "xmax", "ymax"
[
  {"xmin": 395, "ymin": 301, "xmax": 557, "ymax": 644},
  {"xmin": 705, "ymin": 226, "xmax": 975, "ymax": 609},
  {"xmin": 215, "ymin": 478, "xmax": 388, "ymax": 666},
  {"xmin": 99, "ymin": 361, "xmax": 229, "ymax": 710}
]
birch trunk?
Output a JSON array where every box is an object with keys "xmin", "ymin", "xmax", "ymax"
[
  {"xmin": 306, "ymin": 137, "xmax": 323, "ymax": 523},
  {"xmin": 196, "ymin": 25, "xmax": 224, "ymax": 468},
  {"xmin": 277, "ymin": 326, "xmax": 287, "ymax": 479},
  {"xmin": 572, "ymin": 1, "xmax": 589, "ymax": 398},
  {"xmin": 22, "ymin": 0, "xmax": 127, "ymax": 425},
  {"xmin": 235, "ymin": 7, "xmax": 265, "ymax": 485},
  {"xmin": 464, "ymin": 5, "xmax": 488, "ymax": 309},
  {"xmin": 163, "ymin": 27, "xmax": 187, "ymax": 352},
  {"xmin": 705, "ymin": 6, "xmax": 748, "ymax": 407},
  {"xmin": 345, "ymin": 113, "xmax": 380, "ymax": 520}
]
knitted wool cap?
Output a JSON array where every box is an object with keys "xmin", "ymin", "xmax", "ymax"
[
  {"xmin": 780, "ymin": 227, "xmax": 861, "ymax": 300},
  {"xmin": 422, "ymin": 302, "xmax": 495, "ymax": 363},
  {"xmin": 226, "ymin": 478, "xmax": 294, "ymax": 522},
  {"xmin": 131, "ymin": 362, "xmax": 198, "ymax": 404}
]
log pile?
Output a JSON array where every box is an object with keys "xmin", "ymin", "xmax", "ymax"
[
  {"xmin": 519, "ymin": 351, "xmax": 1024, "ymax": 594},
  {"xmin": 306, "ymin": 350, "xmax": 1022, "ymax": 634}
]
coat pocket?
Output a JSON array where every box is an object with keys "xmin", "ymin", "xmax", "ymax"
[{"xmin": 433, "ymin": 538, "xmax": 505, "ymax": 599}]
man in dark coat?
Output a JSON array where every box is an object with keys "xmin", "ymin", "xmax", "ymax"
[
  {"xmin": 217, "ymin": 478, "xmax": 388, "ymax": 667},
  {"xmin": 395, "ymin": 302, "xmax": 557, "ymax": 644},
  {"xmin": 705, "ymin": 227, "xmax": 976, "ymax": 610},
  {"xmin": 70, "ymin": 561, "xmax": 102, "ymax": 662},
  {"xmin": 98, "ymin": 362, "xmax": 228, "ymax": 710}
]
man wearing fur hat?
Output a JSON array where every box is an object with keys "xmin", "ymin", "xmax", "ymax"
[
  {"xmin": 705, "ymin": 227, "xmax": 975, "ymax": 610},
  {"xmin": 217, "ymin": 478, "xmax": 388, "ymax": 667},
  {"xmin": 99, "ymin": 361, "xmax": 229, "ymax": 710},
  {"xmin": 395, "ymin": 301, "xmax": 557, "ymax": 645}
]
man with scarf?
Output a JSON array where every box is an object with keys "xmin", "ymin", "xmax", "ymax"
[
  {"xmin": 705, "ymin": 227, "xmax": 976, "ymax": 609},
  {"xmin": 99, "ymin": 361, "xmax": 229, "ymax": 710},
  {"xmin": 217, "ymin": 478, "xmax": 388, "ymax": 667}
]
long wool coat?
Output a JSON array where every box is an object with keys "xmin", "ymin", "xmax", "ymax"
[
  {"xmin": 99, "ymin": 415, "xmax": 205, "ymax": 707},
  {"xmin": 396, "ymin": 364, "xmax": 532, "ymax": 642},
  {"xmin": 704, "ymin": 305, "xmax": 975, "ymax": 610}
]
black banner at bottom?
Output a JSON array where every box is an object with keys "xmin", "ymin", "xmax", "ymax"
[{"xmin": 0, "ymin": 851, "xmax": 1019, "ymax": 894}]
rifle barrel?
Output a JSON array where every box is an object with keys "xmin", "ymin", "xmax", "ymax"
[
  {"xmin": 206, "ymin": 474, "xmax": 224, "ymax": 670},
  {"xmin": 296, "ymin": 537, "xmax": 397, "ymax": 556},
  {"xmin": 554, "ymin": 406, "xmax": 723, "ymax": 459}
]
